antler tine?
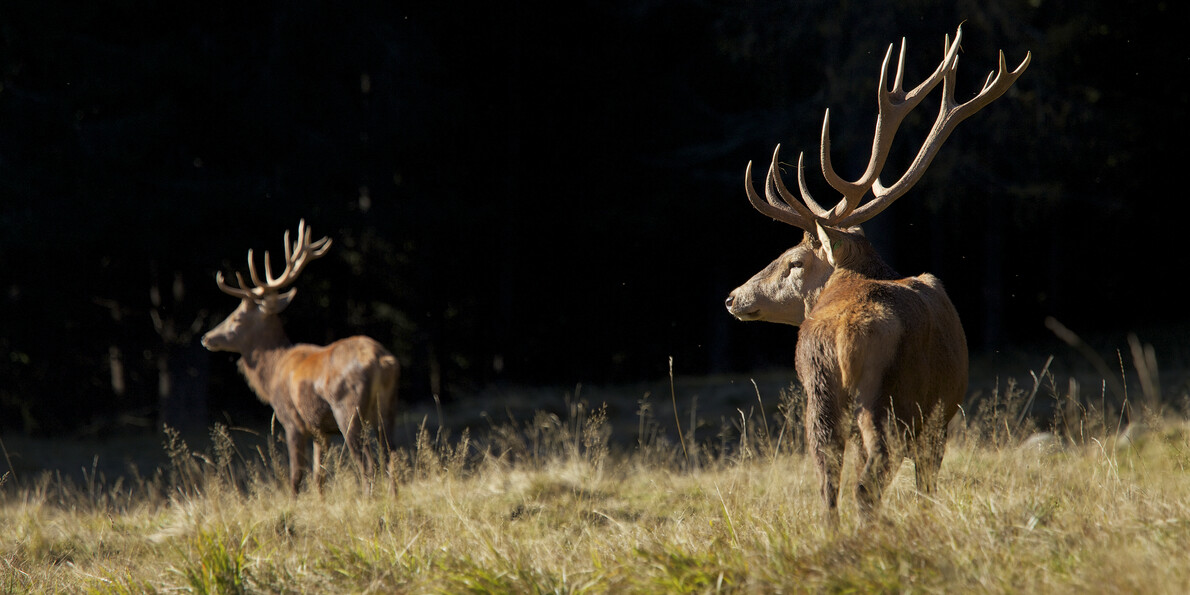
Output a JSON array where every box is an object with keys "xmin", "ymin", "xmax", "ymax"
[
  {"xmin": 840, "ymin": 33, "xmax": 1031, "ymax": 227},
  {"xmin": 742, "ymin": 26, "xmax": 1026, "ymax": 231},
  {"xmin": 793, "ymin": 152, "xmax": 833, "ymax": 217},
  {"xmin": 767, "ymin": 146, "xmax": 823, "ymax": 229},
  {"xmin": 821, "ymin": 28, "xmax": 963, "ymax": 224},
  {"xmin": 214, "ymin": 219, "xmax": 334, "ymax": 301},
  {"xmin": 246, "ymin": 246, "xmax": 290, "ymax": 293},
  {"xmin": 292, "ymin": 219, "xmax": 331, "ymax": 259},
  {"xmin": 295, "ymin": 219, "xmax": 308, "ymax": 259},
  {"xmin": 767, "ymin": 146, "xmax": 832, "ymax": 220},
  {"xmin": 891, "ymin": 36, "xmax": 907, "ymax": 94},
  {"xmin": 263, "ymin": 249, "xmax": 276, "ymax": 286},
  {"xmin": 817, "ymin": 107, "xmax": 850, "ymax": 218},
  {"xmin": 744, "ymin": 151, "xmax": 815, "ymax": 232},
  {"xmin": 214, "ymin": 270, "xmax": 257, "ymax": 300},
  {"xmin": 277, "ymin": 219, "xmax": 332, "ymax": 287},
  {"xmin": 951, "ymin": 48, "xmax": 1032, "ymax": 119},
  {"xmin": 273, "ymin": 228, "xmax": 294, "ymax": 285},
  {"xmin": 246, "ymin": 248, "xmax": 265, "ymax": 288},
  {"xmin": 234, "ymin": 272, "xmax": 253, "ymax": 295}
]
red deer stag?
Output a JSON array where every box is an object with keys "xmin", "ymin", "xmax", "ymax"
[
  {"xmin": 725, "ymin": 26, "xmax": 1029, "ymax": 522},
  {"xmin": 201, "ymin": 220, "xmax": 399, "ymax": 493}
]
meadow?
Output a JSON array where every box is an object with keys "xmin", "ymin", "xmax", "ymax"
[{"xmin": 3, "ymin": 346, "xmax": 1190, "ymax": 594}]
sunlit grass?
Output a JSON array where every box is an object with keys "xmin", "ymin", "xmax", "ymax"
[{"xmin": 3, "ymin": 363, "xmax": 1190, "ymax": 593}]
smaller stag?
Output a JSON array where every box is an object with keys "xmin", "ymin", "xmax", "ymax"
[
  {"xmin": 202, "ymin": 220, "xmax": 399, "ymax": 492},
  {"xmin": 725, "ymin": 26, "xmax": 1029, "ymax": 522}
]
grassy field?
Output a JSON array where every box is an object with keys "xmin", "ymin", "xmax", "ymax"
[{"xmin": 3, "ymin": 353, "xmax": 1190, "ymax": 593}]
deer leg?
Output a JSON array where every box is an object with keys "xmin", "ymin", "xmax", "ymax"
[
  {"xmin": 312, "ymin": 433, "xmax": 329, "ymax": 493},
  {"xmin": 284, "ymin": 427, "xmax": 310, "ymax": 494},
  {"xmin": 902, "ymin": 400, "xmax": 949, "ymax": 496},
  {"xmin": 806, "ymin": 392, "xmax": 846, "ymax": 525},
  {"xmin": 854, "ymin": 406, "xmax": 896, "ymax": 519},
  {"xmin": 913, "ymin": 424, "xmax": 947, "ymax": 496},
  {"xmin": 334, "ymin": 406, "xmax": 375, "ymax": 480}
]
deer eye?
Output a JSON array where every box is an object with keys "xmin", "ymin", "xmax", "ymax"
[{"xmin": 788, "ymin": 260, "xmax": 803, "ymax": 270}]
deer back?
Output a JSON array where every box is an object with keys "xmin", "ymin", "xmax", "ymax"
[
  {"xmin": 797, "ymin": 263, "xmax": 967, "ymax": 430},
  {"xmin": 260, "ymin": 336, "xmax": 398, "ymax": 435}
]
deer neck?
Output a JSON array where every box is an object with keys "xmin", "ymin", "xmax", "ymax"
[
  {"xmin": 802, "ymin": 285, "xmax": 826, "ymax": 321},
  {"xmin": 235, "ymin": 323, "xmax": 293, "ymax": 404},
  {"xmin": 809, "ymin": 252, "xmax": 902, "ymax": 318},
  {"xmin": 835, "ymin": 248, "xmax": 900, "ymax": 281}
]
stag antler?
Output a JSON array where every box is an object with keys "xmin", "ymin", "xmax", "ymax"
[
  {"xmin": 215, "ymin": 219, "xmax": 333, "ymax": 301},
  {"xmin": 746, "ymin": 25, "xmax": 1031, "ymax": 232}
]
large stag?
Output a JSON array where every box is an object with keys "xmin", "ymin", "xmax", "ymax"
[
  {"xmin": 201, "ymin": 220, "xmax": 399, "ymax": 492},
  {"xmin": 725, "ymin": 26, "xmax": 1029, "ymax": 522}
]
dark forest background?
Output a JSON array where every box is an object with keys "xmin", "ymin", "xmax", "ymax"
[{"xmin": 2, "ymin": 0, "xmax": 1186, "ymax": 436}]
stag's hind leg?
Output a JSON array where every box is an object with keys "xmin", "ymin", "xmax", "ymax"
[
  {"xmin": 912, "ymin": 406, "xmax": 950, "ymax": 496},
  {"xmin": 854, "ymin": 405, "xmax": 900, "ymax": 519},
  {"xmin": 912, "ymin": 438, "xmax": 944, "ymax": 496},
  {"xmin": 312, "ymin": 433, "xmax": 331, "ymax": 493},
  {"xmin": 375, "ymin": 354, "xmax": 400, "ymax": 453},
  {"xmin": 334, "ymin": 405, "xmax": 376, "ymax": 481}
]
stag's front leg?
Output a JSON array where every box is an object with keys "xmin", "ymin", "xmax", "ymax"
[
  {"xmin": 806, "ymin": 393, "xmax": 846, "ymax": 525},
  {"xmin": 284, "ymin": 426, "xmax": 311, "ymax": 494}
]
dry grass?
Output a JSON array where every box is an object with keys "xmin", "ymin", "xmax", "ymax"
[{"xmin": 3, "ymin": 360, "xmax": 1190, "ymax": 593}]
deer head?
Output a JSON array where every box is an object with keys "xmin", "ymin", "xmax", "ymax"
[
  {"xmin": 726, "ymin": 25, "xmax": 1031, "ymax": 325},
  {"xmin": 201, "ymin": 219, "xmax": 332, "ymax": 353}
]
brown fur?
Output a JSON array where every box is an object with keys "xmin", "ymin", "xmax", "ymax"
[
  {"xmin": 800, "ymin": 226, "xmax": 966, "ymax": 522},
  {"xmin": 726, "ymin": 26, "xmax": 1024, "ymax": 523},
  {"xmin": 203, "ymin": 297, "xmax": 399, "ymax": 492},
  {"xmin": 730, "ymin": 227, "xmax": 966, "ymax": 523}
]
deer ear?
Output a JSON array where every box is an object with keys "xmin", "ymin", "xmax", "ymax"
[
  {"xmin": 815, "ymin": 222, "xmax": 840, "ymax": 267},
  {"xmin": 260, "ymin": 289, "xmax": 297, "ymax": 315}
]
